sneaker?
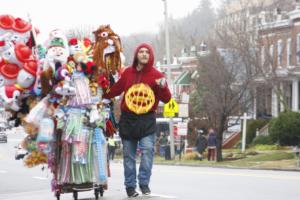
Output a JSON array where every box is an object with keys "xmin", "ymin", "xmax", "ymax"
[
  {"xmin": 126, "ymin": 187, "xmax": 139, "ymax": 198},
  {"xmin": 140, "ymin": 185, "xmax": 151, "ymax": 195}
]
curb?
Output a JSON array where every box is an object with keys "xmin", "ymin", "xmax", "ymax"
[
  {"xmin": 112, "ymin": 159, "xmax": 300, "ymax": 172},
  {"xmin": 153, "ymin": 162, "xmax": 300, "ymax": 172}
]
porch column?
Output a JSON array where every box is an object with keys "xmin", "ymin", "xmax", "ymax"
[
  {"xmin": 253, "ymin": 88, "xmax": 257, "ymax": 119},
  {"xmin": 272, "ymin": 86, "xmax": 278, "ymax": 117},
  {"xmin": 280, "ymin": 82, "xmax": 284, "ymax": 112},
  {"xmin": 292, "ymin": 79, "xmax": 299, "ymax": 112}
]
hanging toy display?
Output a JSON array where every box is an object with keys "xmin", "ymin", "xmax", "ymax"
[{"xmin": 0, "ymin": 16, "xmax": 125, "ymax": 199}]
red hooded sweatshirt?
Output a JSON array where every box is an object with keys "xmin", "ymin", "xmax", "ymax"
[{"xmin": 103, "ymin": 43, "xmax": 171, "ymax": 114}]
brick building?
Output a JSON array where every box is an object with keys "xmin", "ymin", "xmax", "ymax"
[{"xmin": 254, "ymin": 2, "xmax": 300, "ymax": 118}]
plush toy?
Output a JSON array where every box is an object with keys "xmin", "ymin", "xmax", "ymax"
[
  {"xmin": 0, "ymin": 15, "xmax": 33, "ymax": 52},
  {"xmin": 0, "ymin": 84, "xmax": 23, "ymax": 111},
  {"xmin": 0, "ymin": 15, "xmax": 14, "ymax": 52},
  {"xmin": 93, "ymin": 25, "xmax": 122, "ymax": 76},
  {"xmin": 0, "ymin": 32, "xmax": 13, "ymax": 53},
  {"xmin": 1, "ymin": 42, "xmax": 32, "ymax": 67},
  {"xmin": 98, "ymin": 74, "xmax": 110, "ymax": 90},
  {"xmin": 68, "ymin": 37, "xmax": 83, "ymax": 56},
  {"xmin": 89, "ymin": 104, "xmax": 102, "ymax": 124},
  {"xmin": 0, "ymin": 63, "xmax": 20, "ymax": 86},
  {"xmin": 82, "ymin": 37, "xmax": 93, "ymax": 56},
  {"xmin": 43, "ymin": 38, "xmax": 69, "ymax": 71},
  {"xmin": 16, "ymin": 60, "xmax": 37, "ymax": 89},
  {"xmin": 40, "ymin": 67, "xmax": 54, "ymax": 97},
  {"xmin": 54, "ymin": 65, "xmax": 75, "ymax": 96},
  {"xmin": 47, "ymin": 29, "xmax": 69, "ymax": 50},
  {"xmin": 11, "ymin": 17, "xmax": 32, "ymax": 44},
  {"xmin": 23, "ymin": 121, "xmax": 39, "ymax": 136},
  {"xmin": 0, "ymin": 15, "xmax": 14, "ymax": 34},
  {"xmin": 24, "ymin": 151, "xmax": 47, "ymax": 168}
]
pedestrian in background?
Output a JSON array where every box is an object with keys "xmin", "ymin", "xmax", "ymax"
[
  {"xmin": 207, "ymin": 128, "xmax": 217, "ymax": 161},
  {"xmin": 195, "ymin": 130, "xmax": 207, "ymax": 161},
  {"xmin": 158, "ymin": 132, "xmax": 168, "ymax": 157},
  {"xmin": 108, "ymin": 137, "xmax": 116, "ymax": 160}
]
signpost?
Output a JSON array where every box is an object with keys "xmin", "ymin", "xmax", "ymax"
[
  {"xmin": 163, "ymin": 98, "xmax": 178, "ymax": 159},
  {"xmin": 177, "ymin": 122, "xmax": 188, "ymax": 136},
  {"xmin": 241, "ymin": 112, "xmax": 251, "ymax": 153}
]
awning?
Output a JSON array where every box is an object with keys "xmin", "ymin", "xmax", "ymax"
[{"xmin": 174, "ymin": 71, "xmax": 192, "ymax": 85}]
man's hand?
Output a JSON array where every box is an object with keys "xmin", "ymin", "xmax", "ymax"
[{"xmin": 155, "ymin": 78, "xmax": 167, "ymax": 88}]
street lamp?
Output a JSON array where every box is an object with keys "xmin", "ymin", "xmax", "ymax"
[{"xmin": 162, "ymin": 0, "xmax": 175, "ymax": 159}]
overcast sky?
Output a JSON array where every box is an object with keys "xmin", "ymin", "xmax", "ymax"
[{"xmin": 2, "ymin": 0, "xmax": 221, "ymax": 41}]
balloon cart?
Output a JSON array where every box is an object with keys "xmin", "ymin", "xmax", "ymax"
[{"xmin": 0, "ymin": 14, "xmax": 121, "ymax": 200}]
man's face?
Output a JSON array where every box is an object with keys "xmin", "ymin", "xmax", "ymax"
[{"xmin": 137, "ymin": 47, "xmax": 150, "ymax": 65}]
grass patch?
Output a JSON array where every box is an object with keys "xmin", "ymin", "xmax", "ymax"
[
  {"xmin": 242, "ymin": 152, "xmax": 294, "ymax": 162},
  {"xmin": 250, "ymin": 144, "xmax": 280, "ymax": 151}
]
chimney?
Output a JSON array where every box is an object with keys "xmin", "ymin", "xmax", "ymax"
[
  {"xmin": 296, "ymin": 0, "xmax": 300, "ymax": 10},
  {"xmin": 276, "ymin": 8, "xmax": 282, "ymax": 21}
]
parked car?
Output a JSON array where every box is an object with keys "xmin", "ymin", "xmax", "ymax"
[
  {"xmin": 15, "ymin": 144, "xmax": 27, "ymax": 160},
  {"xmin": 0, "ymin": 132, "xmax": 7, "ymax": 143}
]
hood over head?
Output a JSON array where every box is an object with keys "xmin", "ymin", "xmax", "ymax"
[{"xmin": 132, "ymin": 43, "xmax": 154, "ymax": 72}]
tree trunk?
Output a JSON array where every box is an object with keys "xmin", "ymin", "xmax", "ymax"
[{"xmin": 216, "ymin": 117, "xmax": 226, "ymax": 162}]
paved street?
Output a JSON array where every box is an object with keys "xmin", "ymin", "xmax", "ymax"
[{"xmin": 0, "ymin": 131, "xmax": 300, "ymax": 200}]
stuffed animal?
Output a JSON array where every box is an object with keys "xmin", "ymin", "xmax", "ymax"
[
  {"xmin": 16, "ymin": 60, "xmax": 37, "ymax": 89},
  {"xmin": 0, "ymin": 15, "xmax": 14, "ymax": 52},
  {"xmin": 93, "ymin": 25, "xmax": 122, "ymax": 76},
  {"xmin": 43, "ymin": 38, "xmax": 69, "ymax": 71},
  {"xmin": 0, "ymin": 63, "xmax": 20, "ymax": 86},
  {"xmin": 40, "ymin": 67, "xmax": 54, "ymax": 97},
  {"xmin": 54, "ymin": 65, "xmax": 75, "ymax": 96},
  {"xmin": 11, "ymin": 17, "xmax": 32, "ymax": 44},
  {"xmin": 1, "ymin": 42, "xmax": 32, "ymax": 67},
  {"xmin": 0, "ymin": 84, "xmax": 23, "ymax": 111},
  {"xmin": 47, "ymin": 29, "xmax": 69, "ymax": 50},
  {"xmin": 68, "ymin": 37, "xmax": 83, "ymax": 56}
]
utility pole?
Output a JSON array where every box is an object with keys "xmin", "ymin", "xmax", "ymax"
[{"xmin": 162, "ymin": 0, "xmax": 175, "ymax": 159}]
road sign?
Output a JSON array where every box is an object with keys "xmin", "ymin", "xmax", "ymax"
[
  {"xmin": 178, "ymin": 104, "xmax": 189, "ymax": 117},
  {"xmin": 177, "ymin": 122, "xmax": 188, "ymax": 136},
  {"xmin": 163, "ymin": 111, "xmax": 175, "ymax": 118},
  {"xmin": 164, "ymin": 98, "xmax": 179, "ymax": 113}
]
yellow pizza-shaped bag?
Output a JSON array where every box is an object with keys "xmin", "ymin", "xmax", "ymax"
[{"xmin": 125, "ymin": 83, "xmax": 155, "ymax": 114}]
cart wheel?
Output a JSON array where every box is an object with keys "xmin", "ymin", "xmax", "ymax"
[
  {"xmin": 55, "ymin": 191, "xmax": 60, "ymax": 200},
  {"xmin": 73, "ymin": 191, "xmax": 78, "ymax": 200},
  {"xmin": 100, "ymin": 186, "xmax": 104, "ymax": 197},
  {"xmin": 94, "ymin": 188, "xmax": 99, "ymax": 200}
]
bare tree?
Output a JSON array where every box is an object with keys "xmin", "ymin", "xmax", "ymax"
[
  {"xmin": 190, "ymin": 0, "xmax": 296, "ymax": 161},
  {"xmin": 65, "ymin": 25, "xmax": 96, "ymax": 41}
]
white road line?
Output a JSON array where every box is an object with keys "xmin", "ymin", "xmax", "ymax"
[
  {"xmin": 0, "ymin": 170, "xmax": 8, "ymax": 173},
  {"xmin": 150, "ymin": 193, "xmax": 177, "ymax": 199},
  {"xmin": 7, "ymin": 139, "xmax": 23, "ymax": 142},
  {"xmin": 32, "ymin": 176, "xmax": 48, "ymax": 180}
]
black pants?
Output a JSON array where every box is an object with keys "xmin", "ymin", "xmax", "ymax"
[
  {"xmin": 208, "ymin": 147, "xmax": 216, "ymax": 161},
  {"xmin": 108, "ymin": 146, "xmax": 116, "ymax": 160}
]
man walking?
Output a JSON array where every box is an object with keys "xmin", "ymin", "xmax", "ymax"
[{"xmin": 103, "ymin": 43, "xmax": 171, "ymax": 197}]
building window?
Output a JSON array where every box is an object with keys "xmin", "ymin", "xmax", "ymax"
[
  {"xmin": 287, "ymin": 38, "xmax": 291, "ymax": 67},
  {"xmin": 277, "ymin": 40, "xmax": 283, "ymax": 67},
  {"xmin": 297, "ymin": 34, "xmax": 300, "ymax": 64}
]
